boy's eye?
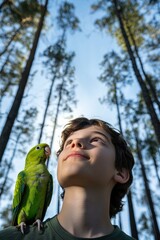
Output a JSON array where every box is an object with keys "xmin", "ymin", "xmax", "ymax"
[
  {"xmin": 91, "ymin": 137, "xmax": 104, "ymax": 143},
  {"xmin": 64, "ymin": 139, "xmax": 72, "ymax": 147}
]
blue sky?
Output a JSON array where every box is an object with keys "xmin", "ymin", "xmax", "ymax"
[{"xmin": 66, "ymin": 0, "xmax": 118, "ymax": 123}]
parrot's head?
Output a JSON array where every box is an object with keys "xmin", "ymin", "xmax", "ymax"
[{"xmin": 25, "ymin": 143, "xmax": 51, "ymax": 167}]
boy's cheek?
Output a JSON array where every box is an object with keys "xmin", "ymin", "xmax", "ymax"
[{"xmin": 58, "ymin": 151, "xmax": 64, "ymax": 162}]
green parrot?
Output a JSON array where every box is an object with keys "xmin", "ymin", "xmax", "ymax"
[{"xmin": 12, "ymin": 143, "xmax": 53, "ymax": 234}]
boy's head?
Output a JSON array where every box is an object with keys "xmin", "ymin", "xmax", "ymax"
[{"xmin": 57, "ymin": 117, "xmax": 134, "ymax": 218}]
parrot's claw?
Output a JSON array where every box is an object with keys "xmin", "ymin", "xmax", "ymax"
[
  {"xmin": 16, "ymin": 222, "xmax": 26, "ymax": 234},
  {"xmin": 33, "ymin": 219, "xmax": 43, "ymax": 231}
]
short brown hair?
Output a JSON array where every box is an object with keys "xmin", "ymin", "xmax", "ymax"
[{"xmin": 57, "ymin": 117, "xmax": 134, "ymax": 218}]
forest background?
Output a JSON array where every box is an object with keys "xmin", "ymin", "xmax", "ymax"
[{"xmin": 0, "ymin": 0, "xmax": 160, "ymax": 240}]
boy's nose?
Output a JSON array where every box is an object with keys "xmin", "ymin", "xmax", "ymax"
[{"xmin": 71, "ymin": 138, "xmax": 85, "ymax": 149}]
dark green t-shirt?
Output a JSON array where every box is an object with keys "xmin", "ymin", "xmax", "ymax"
[{"xmin": 0, "ymin": 216, "xmax": 136, "ymax": 240}]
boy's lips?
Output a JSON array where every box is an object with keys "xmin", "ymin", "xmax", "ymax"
[{"xmin": 65, "ymin": 152, "xmax": 89, "ymax": 161}]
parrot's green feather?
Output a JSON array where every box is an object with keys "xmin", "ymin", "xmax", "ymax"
[
  {"xmin": 41, "ymin": 174, "xmax": 53, "ymax": 221},
  {"xmin": 12, "ymin": 143, "xmax": 53, "ymax": 226},
  {"xmin": 12, "ymin": 171, "xmax": 26, "ymax": 225}
]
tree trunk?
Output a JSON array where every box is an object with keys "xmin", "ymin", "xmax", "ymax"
[
  {"xmin": 38, "ymin": 76, "xmax": 56, "ymax": 143},
  {"xmin": 134, "ymin": 130, "xmax": 160, "ymax": 239},
  {"xmin": 0, "ymin": 133, "xmax": 20, "ymax": 198},
  {"xmin": 46, "ymin": 81, "xmax": 63, "ymax": 168},
  {"xmin": 123, "ymin": 15, "xmax": 160, "ymax": 112},
  {"xmin": 113, "ymin": 79, "xmax": 139, "ymax": 239},
  {"xmin": 0, "ymin": 26, "xmax": 22, "ymax": 57},
  {"xmin": 113, "ymin": 0, "xmax": 160, "ymax": 144},
  {"xmin": 0, "ymin": 47, "xmax": 13, "ymax": 75},
  {"xmin": 57, "ymin": 183, "xmax": 61, "ymax": 213},
  {"xmin": 0, "ymin": 0, "xmax": 49, "ymax": 164},
  {"xmin": 152, "ymin": 155, "xmax": 160, "ymax": 185},
  {"xmin": 127, "ymin": 191, "xmax": 139, "ymax": 239}
]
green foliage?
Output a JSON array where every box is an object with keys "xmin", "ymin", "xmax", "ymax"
[
  {"xmin": 56, "ymin": 1, "xmax": 81, "ymax": 33},
  {"xmin": 0, "ymin": 0, "xmax": 43, "ymax": 103},
  {"xmin": 114, "ymin": 6, "xmax": 145, "ymax": 50},
  {"xmin": 98, "ymin": 51, "xmax": 133, "ymax": 107}
]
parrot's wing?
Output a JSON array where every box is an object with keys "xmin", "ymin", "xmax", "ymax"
[
  {"xmin": 12, "ymin": 171, "xmax": 26, "ymax": 225},
  {"xmin": 41, "ymin": 174, "xmax": 53, "ymax": 220}
]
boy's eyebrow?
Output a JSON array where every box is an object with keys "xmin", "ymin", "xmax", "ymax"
[
  {"xmin": 92, "ymin": 131, "xmax": 111, "ymax": 143},
  {"xmin": 66, "ymin": 130, "xmax": 112, "ymax": 143}
]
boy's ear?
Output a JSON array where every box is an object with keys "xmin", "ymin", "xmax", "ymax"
[{"xmin": 114, "ymin": 168, "xmax": 130, "ymax": 184}]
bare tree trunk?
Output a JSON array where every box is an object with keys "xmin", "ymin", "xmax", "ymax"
[
  {"xmin": 46, "ymin": 81, "xmax": 63, "ymax": 168},
  {"xmin": 152, "ymin": 155, "xmax": 160, "ymax": 185},
  {"xmin": 127, "ymin": 191, "xmax": 139, "ymax": 239},
  {"xmin": 118, "ymin": 212, "xmax": 122, "ymax": 230},
  {"xmin": 0, "ymin": 0, "xmax": 49, "ymax": 164},
  {"xmin": 57, "ymin": 183, "xmax": 61, "ymax": 213},
  {"xmin": 0, "ymin": 46, "xmax": 13, "ymax": 75},
  {"xmin": 38, "ymin": 76, "xmax": 56, "ymax": 143},
  {"xmin": 0, "ymin": 133, "xmax": 20, "ymax": 198},
  {"xmin": 0, "ymin": 26, "xmax": 21, "ymax": 57},
  {"xmin": 134, "ymin": 129, "xmax": 160, "ymax": 240},
  {"xmin": 113, "ymin": 79, "xmax": 139, "ymax": 239}
]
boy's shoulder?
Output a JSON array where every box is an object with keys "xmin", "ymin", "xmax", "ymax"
[
  {"xmin": 113, "ymin": 225, "xmax": 137, "ymax": 240},
  {"xmin": 0, "ymin": 225, "xmax": 22, "ymax": 240}
]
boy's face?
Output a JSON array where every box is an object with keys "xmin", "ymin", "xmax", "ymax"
[{"xmin": 57, "ymin": 125, "xmax": 117, "ymax": 189}]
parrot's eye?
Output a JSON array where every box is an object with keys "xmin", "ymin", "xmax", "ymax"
[{"xmin": 36, "ymin": 146, "xmax": 41, "ymax": 150}]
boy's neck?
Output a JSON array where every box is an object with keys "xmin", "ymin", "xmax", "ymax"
[{"xmin": 57, "ymin": 186, "xmax": 114, "ymax": 238}]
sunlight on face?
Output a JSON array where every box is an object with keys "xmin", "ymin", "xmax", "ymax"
[{"xmin": 57, "ymin": 126, "xmax": 116, "ymax": 189}]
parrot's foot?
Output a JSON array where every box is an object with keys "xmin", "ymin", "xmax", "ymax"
[
  {"xmin": 33, "ymin": 219, "xmax": 43, "ymax": 231},
  {"xmin": 16, "ymin": 222, "xmax": 26, "ymax": 234}
]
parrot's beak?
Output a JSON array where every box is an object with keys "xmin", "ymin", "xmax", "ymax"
[{"xmin": 45, "ymin": 146, "xmax": 51, "ymax": 157}]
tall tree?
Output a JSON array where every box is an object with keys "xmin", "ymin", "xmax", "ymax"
[
  {"xmin": 124, "ymin": 96, "xmax": 160, "ymax": 239},
  {"xmin": 92, "ymin": 0, "xmax": 160, "ymax": 144},
  {"xmin": 49, "ymin": 50, "xmax": 76, "ymax": 153},
  {"xmin": 38, "ymin": 1, "xmax": 79, "ymax": 145},
  {"xmin": 37, "ymin": 40, "xmax": 65, "ymax": 144},
  {"xmin": 98, "ymin": 51, "xmax": 138, "ymax": 239},
  {"xmin": 0, "ymin": 0, "xmax": 42, "ymax": 99},
  {"xmin": 113, "ymin": 0, "xmax": 160, "ymax": 112},
  {"xmin": 0, "ymin": 0, "xmax": 49, "ymax": 164},
  {"xmin": 133, "ymin": 127, "xmax": 160, "ymax": 240}
]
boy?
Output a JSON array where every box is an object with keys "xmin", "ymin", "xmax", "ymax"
[{"xmin": 0, "ymin": 117, "xmax": 136, "ymax": 239}]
